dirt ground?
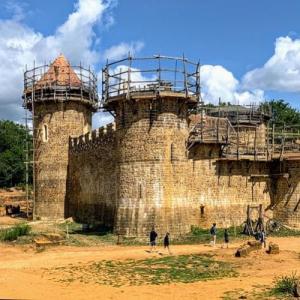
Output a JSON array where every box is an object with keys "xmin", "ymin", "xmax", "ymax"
[{"xmin": 0, "ymin": 237, "xmax": 300, "ymax": 300}]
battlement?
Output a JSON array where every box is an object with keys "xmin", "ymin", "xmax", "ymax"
[{"xmin": 69, "ymin": 123, "xmax": 116, "ymax": 153}]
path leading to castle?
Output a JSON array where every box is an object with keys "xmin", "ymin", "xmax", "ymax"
[{"xmin": 1, "ymin": 238, "xmax": 300, "ymax": 299}]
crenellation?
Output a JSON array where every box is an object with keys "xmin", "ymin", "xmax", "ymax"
[{"xmin": 69, "ymin": 123, "xmax": 117, "ymax": 153}]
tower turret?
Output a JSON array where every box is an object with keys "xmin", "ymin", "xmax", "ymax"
[
  {"xmin": 23, "ymin": 54, "xmax": 98, "ymax": 219},
  {"xmin": 102, "ymin": 55, "xmax": 199, "ymax": 236}
]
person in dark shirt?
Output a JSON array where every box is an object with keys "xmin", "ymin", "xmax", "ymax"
[
  {"xmin": 164, "ymin": 232, "xmax": 172, "ymax": 254},
  {"xmin": 223, "ymin": 228, "xmax": 229, "ymax": 248},
  {"xmin": 210, "ymin": 223, "xmax": 217, "ymax": 247},
  {"xmin": 149, "ymin": 227, "xmax": 158, "ymax": 252}
]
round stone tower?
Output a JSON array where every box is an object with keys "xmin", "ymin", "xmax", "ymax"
[
  {"xmin": 23, "ymin": 55, "xmax": 98, "ymax": 219},
  {"xmin": 102, "ymin": 55, "xmax": 199, "ymax": 236}
]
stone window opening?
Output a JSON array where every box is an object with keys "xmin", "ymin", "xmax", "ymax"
[
  {"xmin": 171, "ymin": 143, "xmax": 175, "ymax": 162},
  {"xmin": 200, "ymin": 205, "xmax": 205, "ymax": 216},
  {"xmin": 138, "ymin": 183, "xmax": 143, "ymax": 199},
  {"xmin": 43, "ymin": 124, "xmax": 48, "ymax": 142}
]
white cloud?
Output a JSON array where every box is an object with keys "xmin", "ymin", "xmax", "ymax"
[
  {"xmin": 103, "ymin": 41, "xmax": 144, "ymax": 61},
  {"xmin": 242, "ymin": 36, "xmax": 300, "ymax": 92},
  {"xmin": 200, "ymin": 65, "xmax": 264, "ymax": 105},
  {"xmin": 0, "ymin": 0, "xmax": 109, "ymax": 122},
  {"xmin": 33, "ymin": 0, "xmax": 107, "ymax": 65},
  {"xmin": 0, "ymin": 0, "xmax": 143, "ymax": 126},
  {"xmin": 92, "ymin": 111, "xmax": 114, "ymax": 128}
]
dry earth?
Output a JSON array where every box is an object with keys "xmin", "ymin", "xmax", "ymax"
[{"xmin": 0, "ymin": 237, "xmax": 300, "ymax": 300}]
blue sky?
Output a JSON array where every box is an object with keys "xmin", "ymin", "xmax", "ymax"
[{"xmin": 0, "ymin": 0, "xmax": 300, "ymax": 125}]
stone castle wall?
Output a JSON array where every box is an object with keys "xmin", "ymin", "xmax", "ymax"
[
  {"xmin": 66, "ymin": 123, "xmax": 117, "ymax": 227},
  {"xmin": 64, "ymin": 98, "xmax": 278, "ymax": 237},
  {"xmin": 272, "ymin": 160, "xmax": 300, "ymax": 227},
  {"xmin": 187, "ymin": 144, "xmax": 272, "ymax": 228},
  {"xmin": 114, "ymin": 98, "xmax": 192, "ymax": 237},
  {"xmin": 34, "ymin": 102, "xmax": 92, "ymax": 219}
]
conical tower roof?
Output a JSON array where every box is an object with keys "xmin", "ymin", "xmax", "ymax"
[{"xmin": 36, "ymin": 54, "xmax": 81, "ymax": 87}]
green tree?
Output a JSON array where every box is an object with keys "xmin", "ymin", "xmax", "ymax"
[
  {"xmin": 262, "ymin": 99, "xmax": 300, "ymax": 125},
  {"xmin": 0, "ymin": 120, "xmax": 32, "ymax": 187}
]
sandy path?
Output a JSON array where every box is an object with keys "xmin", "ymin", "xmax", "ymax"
[{"xmin": 0, "ymin": 237, "xmax": 300, "ymax": 300}]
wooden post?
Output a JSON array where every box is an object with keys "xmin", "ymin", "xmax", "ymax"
[
  {"xmin": 254, "ymin": 125, "xmax": 257, "ymax": 161},
  {"xmin": 272, "ymin": 123, "xmax": 275, "ymax": 156},
  {"xmin": 266, "ymin": 121, "xmax": 270, "ymax": 160},
  {"xmin": 237, "ymin": 105, "xmax": 240, "ymax": 160},
  {"xmin": 127, "ymin": 54, "xmax": 131, "ymax": 100},
  {"xmin": 79, "ymin": 62, "xmax": 83, "ymax": 101},
  {"xmin": 280, "ymin": 123, "xmax": 285, "ymax": 160},
  {"xmin": 217, "ymin": 98, "xmax": 220, "ymax": 142},
  {"xmin": 183, "ymin": 54, "xmax": 188, "ymax": 98}
]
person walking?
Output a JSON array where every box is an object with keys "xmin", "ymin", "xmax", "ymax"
[
  {"xmin": 223, "ymin": 228, "xmax": 229, "ymax": 248},
  {"xmin": 260, "ymin": 230, "xmax": 267, "ymax": 248},
  {"xmin": 210, "ymin": 223, "xmax": 217, "ymax": 247},
  {"xmin": 163, "ymin": 232, "xmax": 172, "ymax": 254},
  {"xmin": 149, "ymin": 227, "xmax": 158, "ymax": 252}
]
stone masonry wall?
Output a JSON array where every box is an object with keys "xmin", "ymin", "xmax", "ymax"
[
  {"xmin": 114, "ymin": 98, "xmax": 192, "ymax": 237},
  {"xmin": 272, "ymin": 160, "xmax": 300, "ymax": 227},
  {"xmin": 62, "ymin": 98, "xmax": 300, "ymax": 236},
  {"xmin": 34, "ymin": 102, "xmax": 91, "ymax": 219},
  {"xmin": 66, "ymin": 123, "xmax": 117, "ymax": 227},
  {"xmin": 187, "ymin": 144, "xmax": 272, "ymax": 228}
]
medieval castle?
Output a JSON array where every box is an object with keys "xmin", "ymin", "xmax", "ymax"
[{"xmin": 23, "ymin": 54, "xmax": 300, "ymax": 237}]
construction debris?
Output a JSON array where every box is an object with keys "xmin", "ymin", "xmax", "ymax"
[
  {"xmin": 267, "ymin": 242, "xmax": 279, "ymax": 254},
  {"xmin": 34, "ymin": 233, "xmax": 64, "ymax": 250},
  {"xmin": 235, "ymin": 240, "xmax": 262, "ymax": 257}
]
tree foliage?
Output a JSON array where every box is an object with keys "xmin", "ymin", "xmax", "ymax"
[
  {"xmin": 263, "ymin": 99, "xmax": 300, "ymax": 125},
  {"xmin": 0, "ymin": 120, "xmax": 32, "ymax": 188}
]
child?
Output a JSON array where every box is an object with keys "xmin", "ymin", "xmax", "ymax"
[{"xmin": 164, "ymin": 232, "xmax": 172, "ymax": 254}]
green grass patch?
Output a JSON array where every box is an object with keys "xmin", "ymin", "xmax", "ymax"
[
  {"xmin": 44, "ymin": 253, "xmax": 237, "ymax": 287},
  {"xmin": 268, "ymin": 227, "xmax": 300, "ymax": 238},
  {"xmin": 0, "ymin": 223, "xmax": 31, "ymax": 241},
  {"xmin": 171, "ymin": 225, "xmax": 246, "ymax": 245}
]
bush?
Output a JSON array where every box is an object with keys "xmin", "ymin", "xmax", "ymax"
[
  {"xmin": 0, "ymin": 223, "xmax": 31, "ymax": 241},
  {"xmin": 272, "ymin": 273, "xmax": 299, "ymax": 296}
]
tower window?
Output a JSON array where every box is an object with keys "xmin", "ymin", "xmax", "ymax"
[
  {"xmin": 200, "ymin": 205, "xmax": 205, "ymax": 216},
  {"xmin": 43, "ymin": 124, "xmax": 48, "ymax": 142},
  {"xmin": 138, "ymin": 183, "xmax": 143, "ymax": 199},
  {"xmin": 171, "ymin": 143, "xmax": 175, "ymax": 162}
]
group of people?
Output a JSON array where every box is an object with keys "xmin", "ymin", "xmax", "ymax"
[
  {"xmin": 209, "ymin": 223, "xmax": 229, "ymax": 248},
  {"xmin": 210, "ymin": 223, "xmax": 267, "ymax": 248},
  {"xmin": 149, "ymin": 228, "xmax": 171, "ymax": 254},
  {"xmin": 149, "ymin": 223, "xmax": 267, "ymax": 253}
]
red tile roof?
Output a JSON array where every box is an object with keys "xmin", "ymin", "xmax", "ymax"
[{"xmin": 36, "ymin": 54, "xmax": 81, "ymax": 87}]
